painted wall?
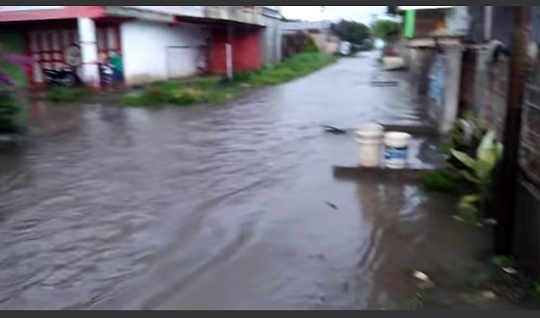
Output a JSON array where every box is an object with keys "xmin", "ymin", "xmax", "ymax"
[
  {"xmin": 210, "ymin": 26, "xmax": 262, "ymax": 74},
  {"xmin": 428, "ymin": 53, "xmax": 445, "ymax": 108},
  {"xmin": 467, "ymin": 6, "xmax": 486, "ymax": 43},
  {"xmin": 260, "ymin": 13, "xmax": 282, "ymax": 67},
  {"xmin": 24, "ymin": 21, "xmax": 120, "ymax": 85},
  {"xmin": 0, "ymin": 6, "xmax": 104, "ymax": 22},
  {"xmin": 411, "ymin": 10, "xmax": 447, "ymax": 38},
  {"xmin": 310, "ymin": 34, "xmax": 339, "ymax": 54},
  {"xmin": 441, "ymin": 49, "xmax": 463, "ymax": 134},
  {"xmin": 445, "ymin": 6, "xmax": 470, "ymax": 36},
  {"xmin": 233, "ymin": 27, "xmax": 262, "ymax": 71},
  {"xmin": 120, "ymin": 20, "xmax": 209, "ymax": 85}
]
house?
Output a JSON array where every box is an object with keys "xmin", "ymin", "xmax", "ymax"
[
  {"xmin": 0, "ymin": 6, "xmax": 283, "ymax": 88},
  {"xmin": 281, "ymin": 21, "xmax": 340, "ymax": 54},
  {"xmin": 397, "ymin": 5, "xmax": 540, "ymax": 279},
  {"xmin": 466, "ymin": 6, "xmax": 540, "ymax": 279},
  {"xmin": 394, "ymin": 6, "xmax": 464, "ymax": 134}
]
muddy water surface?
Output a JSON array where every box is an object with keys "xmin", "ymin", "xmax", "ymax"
[{"xmin": 0, "ymin": 53, "xmax": 498, "ymax": 310}]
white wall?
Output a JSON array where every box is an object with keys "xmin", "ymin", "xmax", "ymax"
[
  {"xmin": 121, "ymin": 20, "xmax": 210, "ymax": 85},
  {"xmin": 261, "ymin": 14, "xmax": 282, "ymax": 67},
  {"xmin": 440, "ymin": 47, "xmax": 463, "ymax": 134},
  {"xmin": 445, "ymin": 6, "xmax": 471, "ymax": 36}
]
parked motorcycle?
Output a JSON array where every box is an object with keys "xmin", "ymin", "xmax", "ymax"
[{"xmin": 43, "ymin": 67, "xmax": 81, "ymax": 87}]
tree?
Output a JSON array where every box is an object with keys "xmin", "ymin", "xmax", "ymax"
[
  {"xmin": 371, "ymin": 19, "xmax": 400, "ymax": 40},
  {"xmin": 331, "ymin": 20, "xmax": 371, "ymax": 45}
]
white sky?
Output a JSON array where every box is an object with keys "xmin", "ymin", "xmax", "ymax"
[{"xmin": 281, "ymin": 6, "xmax": 389, "ymax": 24}]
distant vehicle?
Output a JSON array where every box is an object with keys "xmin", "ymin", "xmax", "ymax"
[
  {"xmin": 374, "ymin": 39, "xmax": 385, "ymax": 50},
  {"xmin": 339, "ymin": 41, "xmax": 352, "ymax": 56}
]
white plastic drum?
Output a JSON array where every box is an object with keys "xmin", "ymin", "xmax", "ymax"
[
  {"xmin": 383, "ymin": 132, "xmax": 412, "ymax": 169},
  {"xmin": 356, "ymin": 123, "xmax": 385, "ymax": 168}
]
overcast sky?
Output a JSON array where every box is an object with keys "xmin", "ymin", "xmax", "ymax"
[{"xmin": 280, "ymin": 6, "xmax": 389, "ymax": 23}]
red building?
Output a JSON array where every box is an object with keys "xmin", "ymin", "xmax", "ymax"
[{"xmin": 0, "ymin": 6, "xmax": 265, "ymax": 88}]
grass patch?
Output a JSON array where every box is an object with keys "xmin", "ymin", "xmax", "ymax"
[
  {"xmin": 244, "ymin": 52, "xmax": 337, "ymax": 86},
  {"xmin": 46, "ymin": 86, "xmax": 92, "ymax": 103},
  {"xmin": 123, "ymin": 52, "xmax": 337, "ymax": 107}
]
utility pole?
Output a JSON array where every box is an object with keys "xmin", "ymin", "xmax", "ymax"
[
  {"xmin": 320, "ymin": 6, "xmax": 328, "ymax": 54},
  {"xmin": 495, "ymin": 6, "xmax": 531, "ymax": 255}
]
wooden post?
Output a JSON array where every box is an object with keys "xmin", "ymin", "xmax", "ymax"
[
  {"xmin": 226, "ymin": 23, "xmax": 234, "ymax": 79},
  {"xmin": 495, "ymin": 6, "xmax": 531, "ymax": 255}
]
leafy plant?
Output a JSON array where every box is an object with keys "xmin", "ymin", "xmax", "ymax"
[
  {"xmin": 420, "ymin": 168, "xmax": 462, "ymax": 193},
  {"xmin": 0, "ymin": 48, "xmax": 33, "ymax": 133},
  {"xmin": 532, "ymin": 281, "xmax": 540, "ymax": 299},
  {"xmin": 458, "ymin": 194, "xmax": 483, "ymax": 223},
  {"xmin": 448, "ymin": 116, "xmax": 490, "ymax": 165},
  {"xmin": 331, "ymin": 20, "xmax": 371, "ymax": 45},
  {"xmin": 491, "ymin": 255, "xmax": 518, "ymax": 269},
  {"xmin": 371, "ymin": 19, "xmax": 400, "ymax": 40},
  {"xmin": 436, "ymin": 140, "xmax": 454, "ymax": 155},
  {"xmin": 451, "ymin": 131, "xmax": 503, "ymax": 223}
]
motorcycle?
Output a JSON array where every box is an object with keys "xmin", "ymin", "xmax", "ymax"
[{"xmin": 43, "ymin": 67, "xmax": 81, "ymax": 87}]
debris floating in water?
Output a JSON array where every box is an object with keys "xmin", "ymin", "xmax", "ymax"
[
  {"xmin": 502, "ymin": 267, "xmax": 519, "ymax": 275},
  {"xmin": 325, "ymin": 201, "xmax": 339, "ymax": 210},
  {"xmin": 413, "ymin": 271, "xmax": 436, "ymax": 290},
  {"xmin": 413, "ymin": 271, "xmax": 430, "ymax": 281},
  {"xmin": 322, "ymin": 126, "xmax": 347, "ymax": 135},
  {"xmin": 370, "ymin": 80, "xmax": 399, "ymax": 87}
]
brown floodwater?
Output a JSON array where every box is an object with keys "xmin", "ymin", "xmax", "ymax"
[{"xmin": 0, "ymin": 53, "xmax": 510, "ymax": 310}]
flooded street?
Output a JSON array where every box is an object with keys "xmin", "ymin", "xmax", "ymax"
[{"xmin": 0, "ymin": 53, "xmax": 498, "ymax": 310}]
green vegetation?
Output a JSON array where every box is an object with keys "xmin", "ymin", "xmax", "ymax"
[
  {"xmin": 123, "ymin": 78, "xmax": 229, "ymax": 107},
  {"xmin": 423, "ymin": 114, "xmax": 503, "ymax": 225},
  {"xmin": 371, "ymin": 19, "xmax": 400, "ymax": 40},
  {"xmin": 0, "ymin": 90, "xmax": 23, "ymax": 134},
  {"xmin": 420, "ymin": 168, "xmax": 462, "ymax": 193},
  {"xmin": 244, "ymin": 53, "xmax": 337, "ymax": 85},
  {"xmin": 46, "ymin": 86, "xmax": 92, "ymax": 103},
  {"xmin": 491, "ymin": 255, "xmax": 518, "ymax": 269},
  {"xmin": 452, "ymin": 131, "xmax": 503, "ymax": 224},
  {"xmin": 0, "ymin": 51, "xmax": 32, "ymax": 134},
  {"xmin": 448, "ymin": 114, "xmax": 490, "ymax": 170},
  {"xmin": 282, "ymin": 32, "xmax": 320, "ymax": 59},
  {"xmin": 533, "ymin": 281, "xmax": 540, "ymax": 299},
  {"xmin": 331, "ymin": 20, "xmax": 371, "ymax": 45},
  {"xmin": 124, "ymin": 52, "xmax": 337, "ymax": 107}
]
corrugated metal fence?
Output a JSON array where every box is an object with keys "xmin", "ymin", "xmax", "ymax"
[{"xmin": 521, "ymin": 60, "xmax": 540, "ymax": 185}]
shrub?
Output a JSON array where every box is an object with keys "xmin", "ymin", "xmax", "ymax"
[
  {"xmin": 420, "ymin": 169, "xmax": 462, "ymax": 193},
  {"xmin": 167, "ymin": 87, "xmax": 206, "ymax": 105},
  {"xmin": 124, "ymin": 85, "xmax": 208, "ymax": 107},
  {"xmin": 0, "ymin": 91, "xmax": 22, "ymax": 133},
  {"xmin": 282, "ymin": 31, "xmax": 321, "ymax": 58},
  {"xmin": 0, "ymin": 50, "xmax": 32, "ymax": 133},
  {"xmin": 46, "ymin": 86, "xmax": 91, "ymax": 103}
]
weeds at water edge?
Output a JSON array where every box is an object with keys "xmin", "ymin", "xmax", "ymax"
[
  {"xmin": 46, "ymin": 86, "xmax": 92, "ymax": 103},
  {"xmin": 419, "ymin": 168, "xmax": 463, "ymax": 193},
  {"xmin": 123, "ymin": 52, "xmax": 337, "ymax": 107}
]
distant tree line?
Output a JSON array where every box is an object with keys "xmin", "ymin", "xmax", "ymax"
[
  {"xmin": 330, "ymin": 19, "xmax": 400, "ymax": 44},
  {"xmin": 279, "ymin": 18, "xmax": 401, "ymax": 57}
]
